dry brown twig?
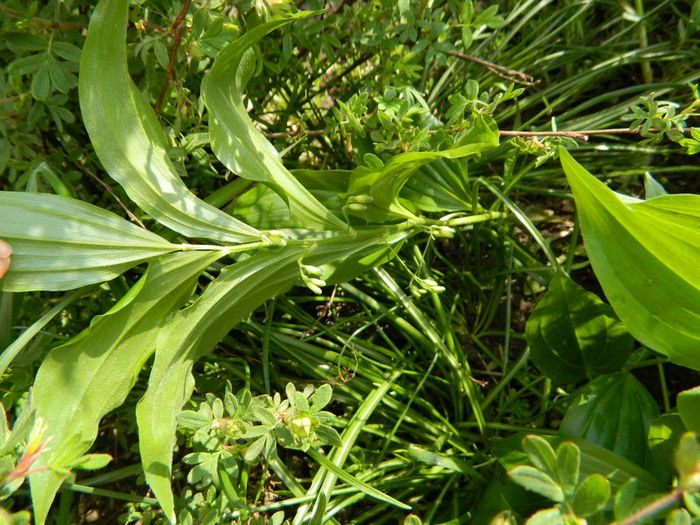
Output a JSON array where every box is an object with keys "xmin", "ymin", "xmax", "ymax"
[{"xmin": 444, "ymin": 50, "xmax": 540, "ymax": 87}]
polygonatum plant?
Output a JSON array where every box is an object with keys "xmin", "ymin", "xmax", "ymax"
[
  {"xmin": 0, "ymin": 1, "xmax": 503, "ymax": 522},
  {"xmin": 559, "ymin": 148, "xmax": 700, "ymax": 371}
]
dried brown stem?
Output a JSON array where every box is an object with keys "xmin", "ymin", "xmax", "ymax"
[
  {"xmin": 444, "ymin": 50, "xmax": 540, "ymax": 87},
  {"xmin": 155, "ymin": 0, "xmax": 192, "ymax": 115}
]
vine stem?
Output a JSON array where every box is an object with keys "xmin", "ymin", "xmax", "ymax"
[
  {"xmin": 154, "ymin": 0, "xmax": 192, "ymax": 115},
  {"xmin": 443, "ymin": 50, "xmax": 539, "ymax": 87}
]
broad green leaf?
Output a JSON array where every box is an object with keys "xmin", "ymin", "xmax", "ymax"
[
  {"xmin": 136, "ymin": 247, "xmax": 306, "ymax": 522},
  {"xmin": 315, "ymin": 425, "xmax": 342, "ymax": 447},
  {"xmin": 572, "ymin": 474, "xmax": 610, "ymax": 517},
  {"xmin": 0, "ymin": 191, "xmax": 176, "ymax": 291},
  {"xmin": 560, "ymin": 148, "xmax": 700, "ymax": 370},
  {"xmin": 525, "ymin": 272, "xmax": 634, "ymax": 384},
  {"xmin": 345, "ymin": 113, "xmax": 499, "ymax": 222},
  {"xmin": 508, "ymin": 466, "xmax": 564, "ymax": 502},
  {"xmin": 229, "ymin": 183, "xmax": 293, "ymax": 230},
  {"xmin": 309, "ymin": 384, "xmax": 333, "ymax": 412},
  {"xmin": 678, "ymin": 386, "xmax": 700, "ymax": 433},
  {"xmin": 29, "ymin": 251, "xmax": 222, "ymax": 524},
  {"xmin": 560, "ymin": 372, "xmax": 659, "ymax": 469},
  {"xmin": 401, "ymin": 158, "xmax": 474, "ymax": 213},
  {"xmin": 80, "ymin": 0, "xmax": 262, "ymax": 244},
  {"xmin": 202, "ymin": 15, "xmax": 348, "ymax": 232},
  {"xmin": 31, "ymin": 62, "xmax": 50, "ymax": 100},
  {"xmin": 648, "ymin": 413, "xmax": 686, "ymax": 479},
  {"xmin": 665, "ymin": 509, "xmax": 692, "ymax": 525},
  {"xmin": 305, "ymin": 226, "xmax": 412, "ymax": 285},
  {"xmin": 67, "ymin": 453, "xmax": 112, "ymax": 470}
]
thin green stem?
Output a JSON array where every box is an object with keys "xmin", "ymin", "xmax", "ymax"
[
  {"xmin": 64, "ymin": 483, "xmax": 159, "ymax": 505},
  {"xmin": 634, "ymin": 0, "xmax": 653, "ymax": 84}
]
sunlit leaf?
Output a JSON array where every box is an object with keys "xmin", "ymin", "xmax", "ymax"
[
  {"xmin": 648, "ymin": 413, "xmax": 685, "ymax": 478},
  {"xmin": 80, "ymin": 0, "xmax": 262, "ymax": 244},
  {"xmin": 678, "ymin": 386, "xmax": 700, "ymax": 433},
  {"xmin": 346, "ymin": 113, "xmax": 499, "ymax": 222},
  {"xmin": 0, "ymin": 191, "xmax": 176, "ymax": 291},
  {"xmin": 29, "ymin": 251, "xmax": 222, "ymax": 524},
  {"xmin": 136, "ymin": 247, "xmax": 306, "ymax": 522},
  {"xmin": 560, "ymin": 148, "xmax": 700, "ymax": 370},
  {"xmin": 202, "ymin": 14, "xmax": 348, "ymax": 232},
  {"xmin": 508, "ymin": 465, "xmax": 564, "ymax": 502}
]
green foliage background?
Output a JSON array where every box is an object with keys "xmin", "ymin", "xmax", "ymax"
[{"xmin": 1, "ymin": 0, "xmax": 699, "ymax": 524}]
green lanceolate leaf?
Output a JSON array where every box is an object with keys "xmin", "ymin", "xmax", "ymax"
[
  {"xmin": 0, "ymin": 191, "xmax": 175, "ymax": 291},
  {"xmin": 560, "ymin": 372, "xmax": 659, "ymax": 470},
  {"xmin": 202, "ymin": 14, "xmax": 348, "ymax": 232},
  {"xmin": 136, "ymin": 247, "xmax": 306, "ymax": 523},
  {"xmin": 80, "ymin": 0, "xmax": 262, "ymax": 244},
  {"xmin": 401, "ymin": 158, "xmax": 475, "ymax": 213},
  {"xmin": 560, "ymin": 148, "xmax": 700, "ymax": 370},
  {"xmin": 525, "ymin": 272, "xmax": 634, "ymax": 384},
  {"xmin": 648, "ymin": 413, "xmax": 686, "ymax": 478},
  {"xmin": 345, "ymin": 112, "xmax": 499, "ymax": 222},
  {"xmin": 678, "ymin": 386, "xmax": 700, "ymax": 433},
  {"xmin": 29, "ymin": 250, "xmax": 222, "ymax": 524}
]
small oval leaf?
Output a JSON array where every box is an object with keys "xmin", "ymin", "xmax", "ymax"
[
  {"xmin": 572, "ymin": 473, "xmax": 610, "ymax": 517},
  {"xmin": 508, "ymin": 465, "xmax": 564, "ymax": 502}
]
